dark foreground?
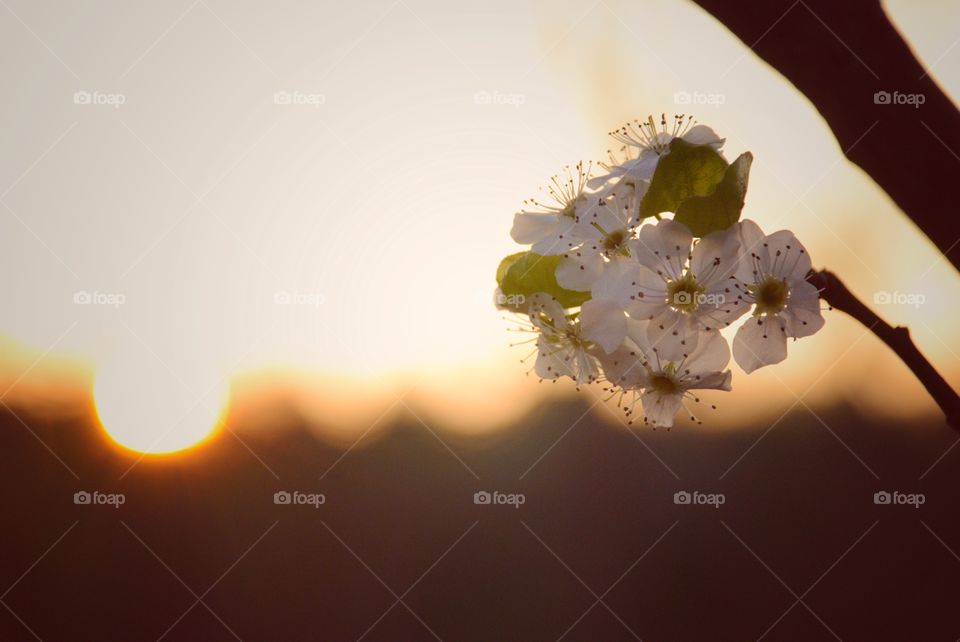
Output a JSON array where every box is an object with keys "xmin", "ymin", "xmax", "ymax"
[{"xmin": 1, "ymin": 398, "xmax": 958, "ymax": 641}]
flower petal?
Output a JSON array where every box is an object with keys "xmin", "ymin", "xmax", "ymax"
[
  {"xmin": 640, "ymin": 390, "xmax": 684, "ymax": 428},
  {"xmin": 681, "ymin": 329, "xmax": 730, "ymax": 374},
  {"xmin": 764, "ymin": 230, "xmax": 812, "ymax": 281},
  {"xmin": 625, "ymin": 266, "xmax": 670, "ymax": 319},
  {"xmin": 580, "ymin": 192, "xmax": 633, "ymax": 237},
  {"xmin": 732, "ymin": 315, "xmax": 788, "ymax": 373},
  {"xmin": 556, "ymin": 250, "xmax": 603, "ymax": 291},
  {"xmin": 690, "ymin": 226, "xmax": 740, "ymax": 290},
  {"xmin": 596, "ymin": 338, "xmax": 648, "ymax": 389},
  {"xmin": 580, "ymin": 299, "xmax": 628, "ymax": 354},
  {"xmin": 625, "ymin": 151, "xmax": 661, "ymax": 182},
  {"xmin": 530, "ymin": 218, "xmax": 579, "ymax": 256},
  {"xmin": 624, "ymin": 317, "xmax": 654, "ymax": 355},
  {"xmin": 571, "ymin": 349, "xmax": 601, "ymax": 386},
  {"xmin": 689, "ymin": 370, "xmax": 732, "ymax": 392},
  {"xmin": 511, "ymin": 213, "xmax": 578, "ymax": 256},
  {"xmin": 534, "ymin": 336, "xmax": 569, "ymax": 380},
  {"xmin": 591, "ymin": 260, "xmax": 667, "ymax": 319},
  {"xmin": 694, "ymin": 283, "xmax": 751, "ymax": 331},
  {"xmin": 630, "ymin": 219, "xmax": 691, "ymax": 281},
  {"xmin": 511, "ymin": 212, "xmax": 555, "ymax": 245},
  {"xmin": 781, "ymin": 279, "xmax": 825, "ymax": 338},
  {"xmin": 527, "ymin": 293, "xmax": 570, "ymax": 333},
  {"xmin": 682, "ymin": 124, "xmax": 724, "ymax": 149},
  {"xmin": 734, "ymin": 219, "xmax": 768, "ymax": 283},
  {"xmin": 647, "ymin": 308, "xmax": 699, "ymax": 361}
]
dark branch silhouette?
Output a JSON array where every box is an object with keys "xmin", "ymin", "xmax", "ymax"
[
  {"xmin": 693, "ymin": 0, "xmax": 960, "ymax": 273},
  {"xmin": 808, "ymin": 269, "xmax": 960, "ymax": 430}
]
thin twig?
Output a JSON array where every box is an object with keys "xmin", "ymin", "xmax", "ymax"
[{"xmin": 807, "ymin": 269, "xmax": 960, "ymax": 430}]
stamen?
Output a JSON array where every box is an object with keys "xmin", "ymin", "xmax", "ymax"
[{"xmin": 609, "ymin": 113, "xmax": 695, "ymax": 153}]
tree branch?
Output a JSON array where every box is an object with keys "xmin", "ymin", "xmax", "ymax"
[
  {"xmin": 692, "ymin": 0, "xmax": 960, "ymax": 273},
  {"xmin": 807, "ymin": 269, "xmax": 960, "ymax": 429}
]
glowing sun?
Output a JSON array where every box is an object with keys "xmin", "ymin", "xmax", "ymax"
[{"xmin": 93, "ymin": 354, "xmax": 228, "ymax": 454}]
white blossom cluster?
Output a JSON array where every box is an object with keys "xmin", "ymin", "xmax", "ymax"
[{"xmin": 500, "ymin": 115, "xmax": 825, "ymax": 428}]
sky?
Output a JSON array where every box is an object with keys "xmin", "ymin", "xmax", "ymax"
[{"xmin": 0, "ymin": 0, "xmax": 958, "ymax": 438}]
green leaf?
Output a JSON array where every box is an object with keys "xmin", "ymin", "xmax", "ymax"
[
  {"xmin": 639, "ymin": 138, "xmax": 728, "ymax": 220},
  {"xmin": 674, "ymin": 152, "xmax": 753, "ymax": 237},
  {"xmin": 496, "ymin": 251, "xmax": 520, "ymax": 285},
  {"xmin": 496, "ymin": 251, "xmax": 590, "ymax": 311}
]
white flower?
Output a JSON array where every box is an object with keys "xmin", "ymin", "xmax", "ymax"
[
  {"xmin": 510, "ymin": 162, "xmax": 593, "ymax": 256},
  {"xmin": 582, "ymin": 218, "xmax": 749, "ymax": 360},
  {"xmin": 554, "ymin": 187, "xmax": 640, "ymax": 292},
  {"xmin": 514, "ymin": 293, "xmax": 600, "ymax": 386},
  {"xmin": 600, "ymin": 320, "xmax": 733, "ymax": 428},
  {"xmin": 730, "ymin": 219, "xmax": 825, "ymax": 373},
  {"xmin": 588, "ymin": 114, "xmax": 724, "ymax": 194}
]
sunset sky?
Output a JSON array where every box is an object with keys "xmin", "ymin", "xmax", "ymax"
[{"xmin": 1, "ymin": 0, "xmax": 958, "ymax": 445}]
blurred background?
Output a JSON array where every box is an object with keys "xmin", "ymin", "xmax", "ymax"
[{"xmin": 1, "ymin": 0, "xmax": 959, "ymax": 639}]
